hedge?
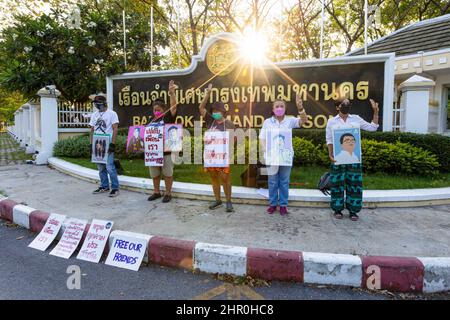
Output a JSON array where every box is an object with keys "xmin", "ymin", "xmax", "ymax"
[{"xmin": 54, "ymin": 134, "xmax": 441, "ymax": 176}]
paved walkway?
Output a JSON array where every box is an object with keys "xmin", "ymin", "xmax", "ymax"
[
  {"xmin": 0, "ymin": 133, "xmax": 29, "ymax": 166},
  {"xmin": 0, "ymin": 163, "xmax": 449, "ymax": 257}
]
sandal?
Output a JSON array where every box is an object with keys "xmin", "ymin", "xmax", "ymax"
[
  {"xmin": 333, "ymin": 211, "xmax": 343, "ymax": 219},
  {"xmin": 349, "ymin": 213, "xmax": 359, "ymax": 221}
]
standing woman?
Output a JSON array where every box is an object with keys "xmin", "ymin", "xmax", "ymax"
[
  {"xmin": 259, "ymin": 93, "xmax": 308, "ymax": 215},
  {"xmin": 199, "ymin": 84, "xmax": 236, "ymax": 212},
  {"xmin": 326, "ymin": 98, "xmax": 379, "ymax": 221},
  {"xmin": 147, "ymin": 80, "xmax": 178, "ymax": 203}
]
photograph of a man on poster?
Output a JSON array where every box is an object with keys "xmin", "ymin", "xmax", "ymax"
[
  {"xmin": 265, "ymin": 129, "xmax": 293, "ymax": 166},
  {"xmin": 332, "ymin": 127, "xmax": 362, "ymax": 165},
  {"xmin": 126, "ymin": 126, "xmax": 145, "ymax": 153},
  {"xmin": 164, "ymin": 124, "xmax": 183, "ymax": 152}
]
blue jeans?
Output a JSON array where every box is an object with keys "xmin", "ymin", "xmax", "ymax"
[
  {"xmin": 97, "ymin": 152, "xmax": 119, "ymax": 190},
  {"xmin": 268, "ymin": 165, "xmax": 292, "ymax": 207}
]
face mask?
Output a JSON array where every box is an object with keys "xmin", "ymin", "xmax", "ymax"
[
  {"xmin": 273, "ymin": 107, "xmax": 285, "ymax": 117},
  {"xmin": 339, "ymin": 104, "xmax": 351, "ymax": 114},
  {"xmin": 153, "ymin": 110, "xmax": 163, "ymax": 118},
  {"xmin": 212, "ymin": 112, "xmax": 222, "ymax": 120},
  {"xmin": 94, "ymin": 102, "xmax": 106, "ymax": 112}
]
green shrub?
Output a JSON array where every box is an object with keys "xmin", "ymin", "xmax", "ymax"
[
  {"xmin": 361, "ymin": 140, "xmax": 440, "ymax": 176},
  {"xmin": 292, "ymin": 137, "xmax": 322, "ymax": 166},
  {"xmin": 53, "ymin": 136, "xmax": 90, "ymax": 158}
]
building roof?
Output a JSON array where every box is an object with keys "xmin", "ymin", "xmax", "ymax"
[{"xmin": 348, "ymin": 14, "xmax": 450, "ymax": 57}]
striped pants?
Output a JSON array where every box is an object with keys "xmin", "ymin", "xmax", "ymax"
[{"xmin": 330, "ymin": 163, "xmax": 363, "ymax": 214}]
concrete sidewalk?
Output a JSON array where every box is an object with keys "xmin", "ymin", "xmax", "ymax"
[{"xmin": 0, "ymin": 164, "xmax": 449, "ymax": 257}]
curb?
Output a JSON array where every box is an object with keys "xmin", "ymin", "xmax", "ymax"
[
  {"xmin": 48, "ymin": 157, "xmax": 450, "ymax": 207},
  {"xmin": 0, "ymin": 196, "xmax": 449, "ymax": 294}
]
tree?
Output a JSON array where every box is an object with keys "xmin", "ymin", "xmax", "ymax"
[
  {"xmin": 0, "ymin": 1, "xmax": 169, "ymax": 102},
  {"xmin": 0, "ymin": 89, "xmax": 26, "ymax": 123}
]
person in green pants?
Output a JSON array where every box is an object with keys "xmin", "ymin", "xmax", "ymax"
[{"xmin": 325, "ymin": 98, "xmax": 380, "ymax": 221}]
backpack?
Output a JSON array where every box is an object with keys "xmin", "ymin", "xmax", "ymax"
[{"xmin": 318, "ymin": 172, "xmax": 331, "ymax": 196}]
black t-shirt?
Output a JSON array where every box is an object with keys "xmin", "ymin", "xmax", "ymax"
[
  {"xmin": 149, "ymin": 111, "xmax": 177, "ymax": 155},
  {"xmin": 204, "ymin": 113, "xmax": 236, "ymax": 131}
]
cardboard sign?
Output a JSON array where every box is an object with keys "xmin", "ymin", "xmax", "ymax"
[
  {"xmin": 265, "ymin": 128, "xmax": 293, "ymax": 166},
  {"xmin": 76, "ymin": 219, "xmax": 114, "ymax": 263},
  {"xmin": 332, "ymin": 127, "xmax": 362, "ymax": 165},
  {"xmin": 49, "ymin": 218, "xmax": 88, "ymax": 259},
  {"xmin": 92, "ymin": 133, "xmax": 111, "ymax": 164},
  {"xmin": 28, "ymin": 213, "xmax": 66, "ymax": 251},
  {"xmin": 105, "ymin": 235, "xmax": 147, "ymax": 271},
  {"xmin": 164, "ymin": 123, "xmax": 183, "ymax": 152},
  {"xmin": 203, "ymin": 131, "xmax": 229, "ymax": 167},
  {"xmin": 126, "ymin": 125, "xmax": 145, "ymax": 153},
  {"xmin": 144, "ymin": 123, "xmax": 164, "ymax": 166}
]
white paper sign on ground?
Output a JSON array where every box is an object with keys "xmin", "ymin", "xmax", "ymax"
[
  {"xmin": 28, "ymin": 213, "xmax": 66, "ymax": 251},
  {"xmin": 49, "ymin": 218, "xmax": 87, "ymax": 259},
  {"xmin": 144, "ymin": 123, "xmax": 164, "ymax": 167},
  {"xmin": 203, "ymin": 131, "xmax": 230, "ymax": 167},
  {"xmin": 105, "ymin": 235, "xmax": 147, "ymax": 271},
  {"xmin": 76, "ymin": 219, "xmax": 114, "ymax": 263}
]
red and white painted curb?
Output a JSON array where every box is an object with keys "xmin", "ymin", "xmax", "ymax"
[{"xmin": 1, "ymin": 196, "xmax": 449, "ymax": 294}]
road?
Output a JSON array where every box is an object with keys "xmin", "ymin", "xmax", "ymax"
[{"xmin": 1, "ymin": 222, "xmax": 448, "ymax": 301}]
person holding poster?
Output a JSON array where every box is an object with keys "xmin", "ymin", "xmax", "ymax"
[
  {"xmin": 89, "ymin": 94, "xmax": 120, "ymax": 197},
  {"xmin": 147, "ymin": 80, "xmax": 178, "ymax": 203},
  {"xmin": 259, "ymin": 94, "xmax": 308, "ymax": 215},
  {"xmin": 326, "ymin": 98, "xmax": 379, "ymax": 221},
  {"xmin": 199, "ymin": 84, "xmax": 236, "ymax": 212}
]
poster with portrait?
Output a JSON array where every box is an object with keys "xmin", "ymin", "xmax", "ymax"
[
  {"xmin": 164, "ymin": 124, "xmax": 183, "ymax": 152},
  {"xmin": 126, "ymin": 125, "xmax": 145, "ymax": 153},
  {"xmin": 265, "ymin": 129, "xmax": 293, "ymax": 166},
  {"xmin": 91, "ymin": 133, "xmax": 111, "ymax": 164},
  {"xmin": 144, "ymin": 123, "xmax": 164, "ymax": 166},
  {"xmin": 332, "ymin": 127, "xmax": 362, "ymax": 165},
  {"xmin": 203, "ymin": 131, "xmax": 229, "ymax": 167}
]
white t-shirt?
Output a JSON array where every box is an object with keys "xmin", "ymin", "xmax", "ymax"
[
  {"xmin": 89, "ymin": 109, "xmax": 119, "ymax": 135},
  {"xmin": 334, "ymin": 150, "xmax": 360, "ymax": 165},
  {"xmin": 259, "ymin": 116, "xmax": 300, "ymax": 151}
]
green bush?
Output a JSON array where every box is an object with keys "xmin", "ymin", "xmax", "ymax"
[
  {"xmin": 361, "ymin": 140, "xmax": 440, "ymax": 176},
  {"xmin": 292, "ymin": 137, "xmax": 322, "ymax": 166}
]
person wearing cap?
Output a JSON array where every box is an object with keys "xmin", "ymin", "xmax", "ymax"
[
  {"xmin": 259, "ymin": 93, "xmax": 308, "ymax": 215},
  {"xmin": 199, "ymin": 84, "xmax": 236, "ymax": 212},
  {"xmin": 89, "ymin": 94, "xmax": 120, "ymax": 197},
  {"xmin": 147, "ymin": 80, "xmax": 178, "ymax": 203},
  {"xmin": 326, "ymin": 97, "xmax": 380, "ymax": 221}
]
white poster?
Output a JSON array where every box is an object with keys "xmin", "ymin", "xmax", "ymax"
[
  {"xmin": 105, "ymin": 235, "xmax": 147, "ymax": 271},
  {"xmin": 76, "ymin": 219, "xmax": 114, "ymax": 263},
  {"xmin": 144, "ymin": 123, "xmax": 164, "ymax": 167},
  {"xmin": 203, "ymin": 131, "xmax": 230, "ymax": 168},
  {"xmin": 28, "ymin": 213, "xmax": 66, "ymax": 251},
  {"xmin": 49, "ymin": 218, "xmax": 88, "ymax": 259},
  {"xmin": 265, "ymin": 128, "xmax": 293, "ymax": 166}
]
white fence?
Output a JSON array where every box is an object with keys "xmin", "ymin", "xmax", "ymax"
[{"xmin": 58, "ymin": 101, "xmax": 93, "ymax": 128}]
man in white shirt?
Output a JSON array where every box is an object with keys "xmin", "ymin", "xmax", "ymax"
[
  {"xmin": 325, "ymin": 98, "xmax": 379, "ymax": 221},
  {"xmin": 89, "ymin": 94, "xmax": 120, "ymax": 197}
]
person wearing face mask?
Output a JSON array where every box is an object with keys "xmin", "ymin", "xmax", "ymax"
[
  {"xmin": 259, "ymin": 93, "xmax": 308, "ymax": 215},
  {"xmin": 326, "ymin": 97, "xmax": 379, "ymax": 221},
  {"xmin": 89, "ymin": 94, "xmax": 120, "ymax": 197},
  {"xmin": 147, "ymin": 80, "xmax": 178, "ymax": 203},
  {"xmin": 199, "ymin": 83, "xmax": 236, "ymax": 212}
]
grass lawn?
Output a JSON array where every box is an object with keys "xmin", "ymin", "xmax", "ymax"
[{"xmin": 60, "ymin": 157, "xmax": 450, "ymax": 190}]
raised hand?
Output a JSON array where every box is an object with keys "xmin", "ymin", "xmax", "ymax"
[
  {"xmin": 205, "ymin": 83, "xmax": 212, "ymax": 94},
  {"xmin": 370, "ymin": 99, "xmax": 379, "ymax": 113},
  {"xmin": 296, "ymin": 92, "xmax": 304, "ymax": 110},
  {"xmin": 168, "ymin": 80, "xmax": 178, "ymax": 95}
]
